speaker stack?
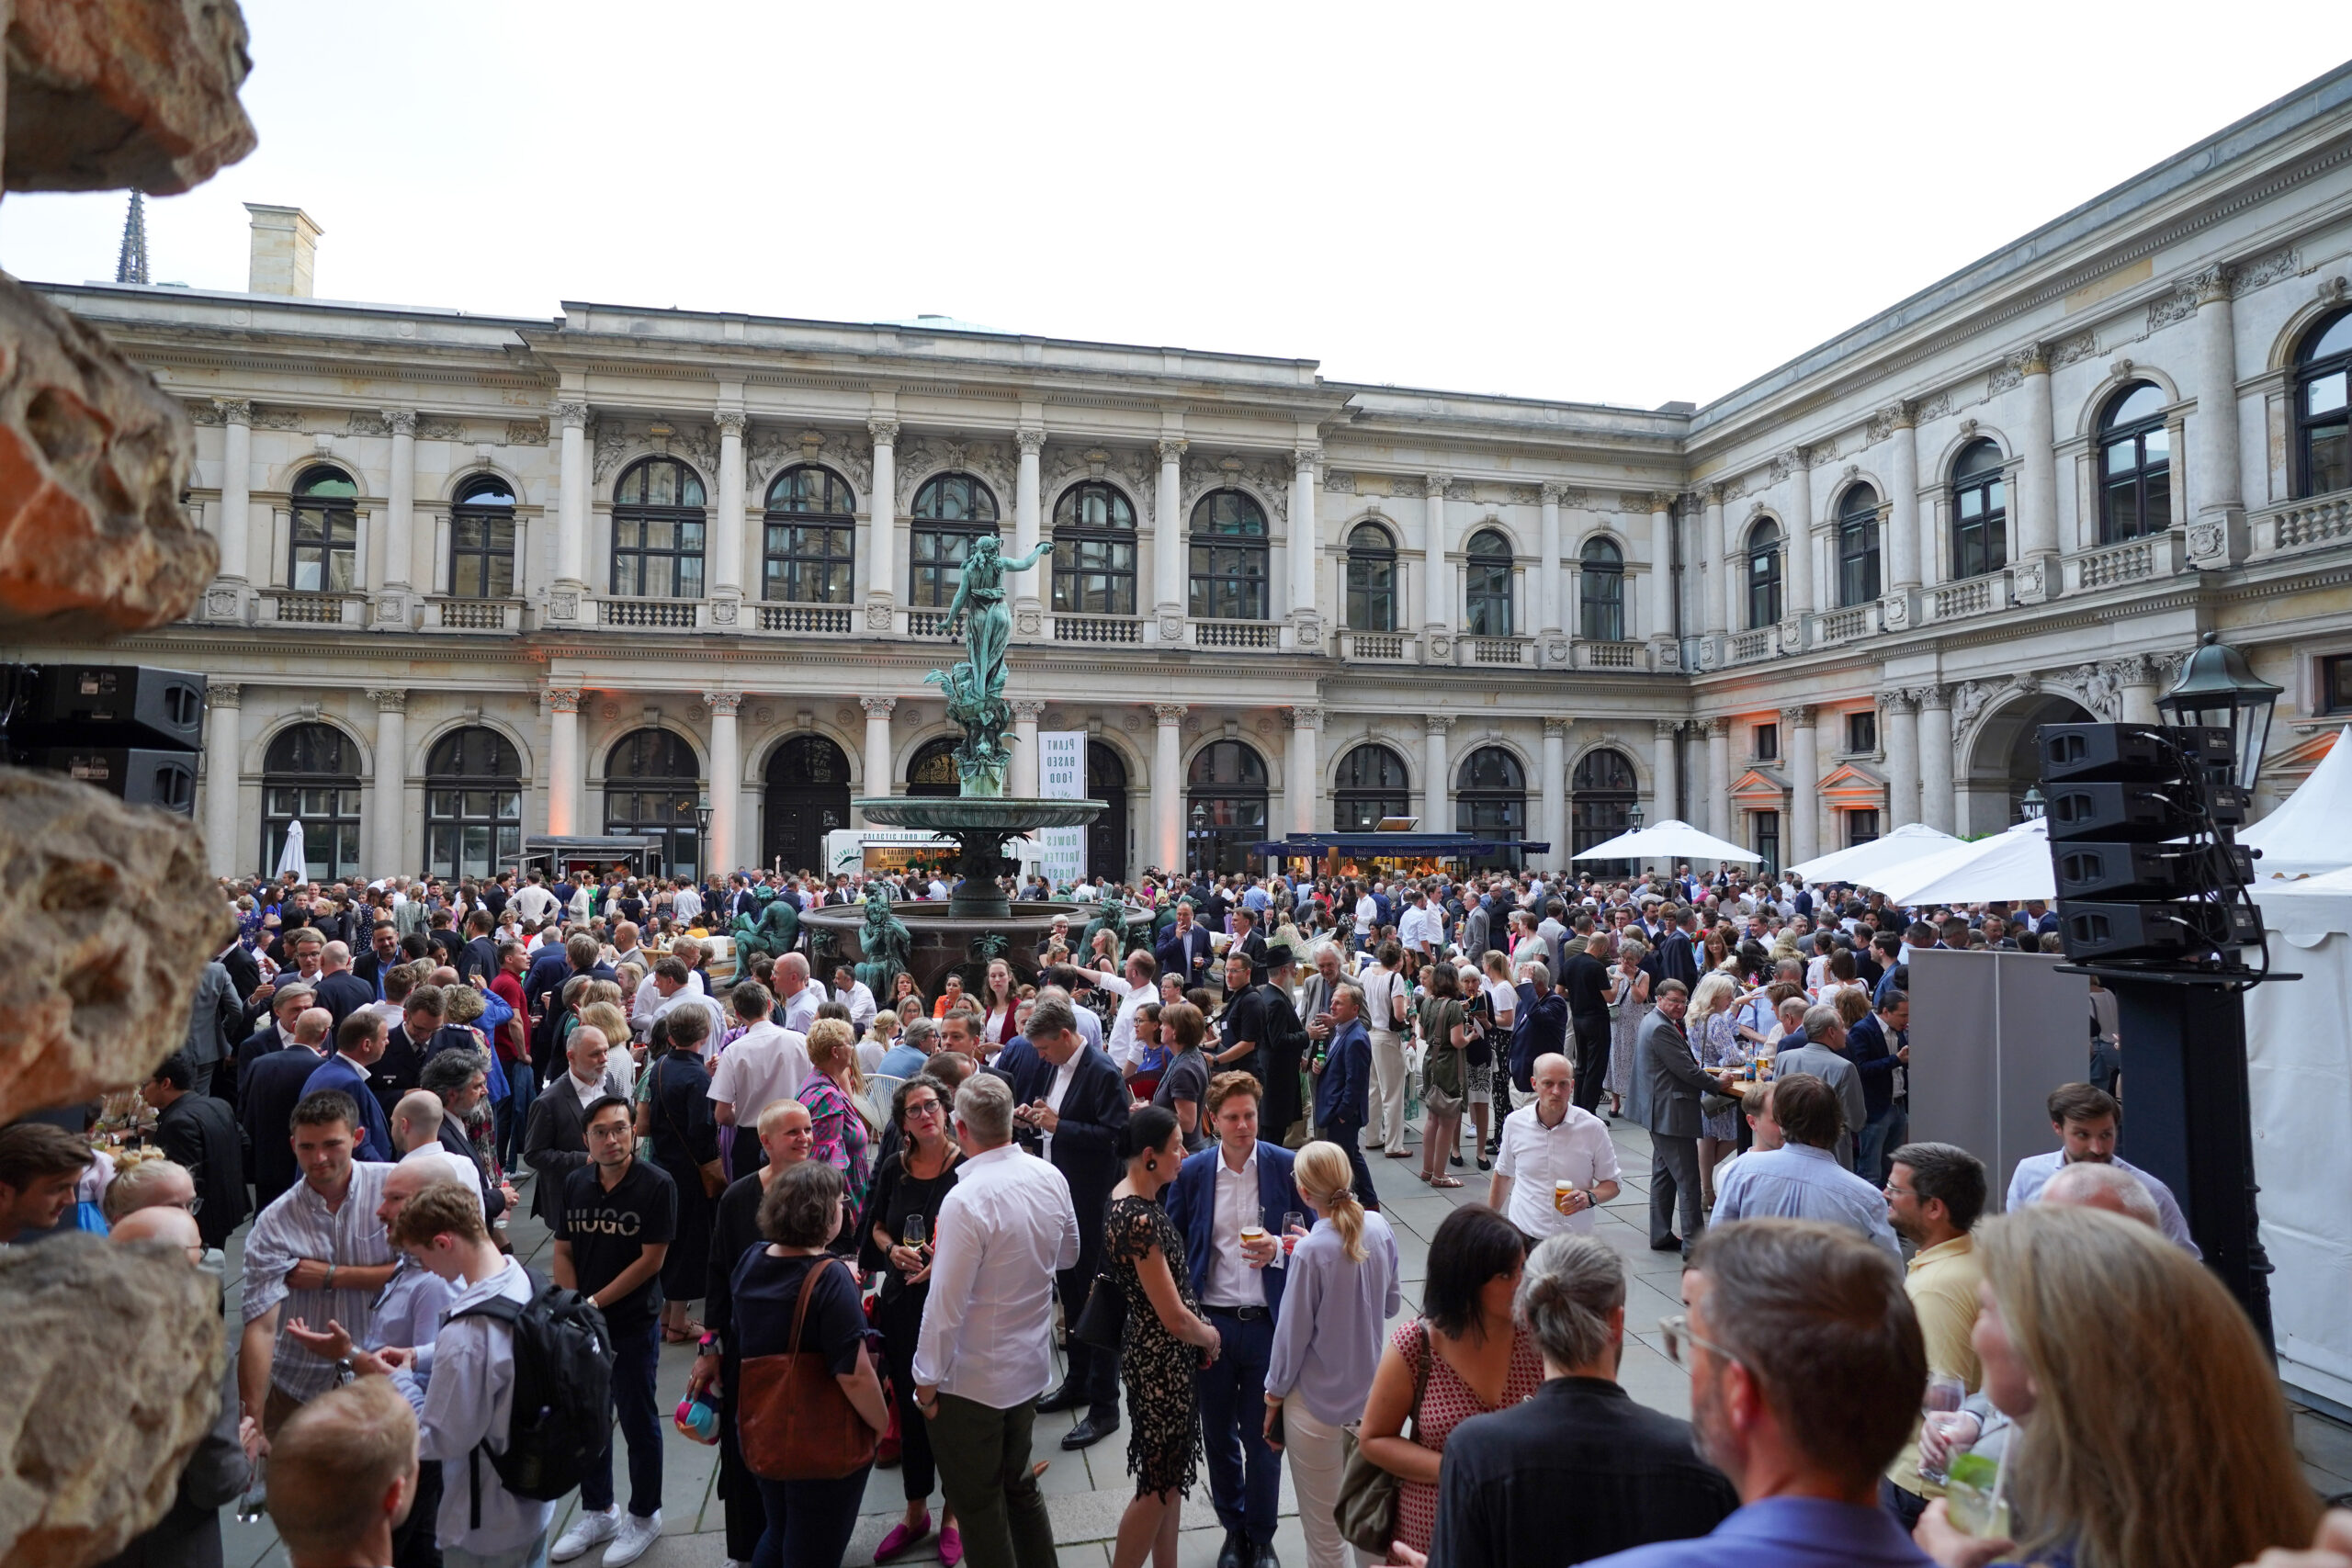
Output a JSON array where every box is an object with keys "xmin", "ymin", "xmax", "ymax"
[{"xmin": 2, "ymin": 663, "xmax": 208, "ymax": 816}]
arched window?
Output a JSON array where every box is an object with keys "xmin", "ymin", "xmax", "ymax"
[
  {"xmin": 264, "ymin": 723, "xmax": 363, "ymax": 879},
  {"xmin": 1454, "ymin": 747, "xmax": 1526, "ymax": 868},
  {"xmin": 2297, "ymin": 310, "xmax": 2352, "ymax": 498},
  {"xmin": 1464, "ymin": 529, "xmax": 1514, "ymax": 636},
  {"xmin": 1345, "ymin": 523, "xmax": 1397, "ymax": 632},
  {"xmin": 1745, "ymin": 519, "xmax": 1783, "ymax": 629},
  {"xmin": 1572, "ymin": 748, "xmax": 1639, "ymax": 871},
  {"xmin": 448, "ymin": 474, "xmax": 516, "ymax": 599},
  {"xmin": 1334, "ymin": 743, "xmax": 1410, "ymax": 831},
  {"xmin": 1951, "ymin": 440, "xmax": 2007, "ymax": 581},
  {"xmin": 907, "ymin": 737, "xmax": 960, "ymax": 797},
  {"xmin": 1051, "ymin": 481, "xmax": 1136, "ymax": 615},
  {"xmin": 763, "ymin": 465, "xmax": 855, "ymax": 604},
  {"xmin": 1578, "ymin": 536, "xmax": 1624, "ymax": 641},
  {"xmin": 611, "ymin": 457, "xmax": 707, "ymax": 599},
  {"xmin": 910, "ymin": 472, "xmax": 999, "ymax": 607},
  {"xmin": 1186, "ymin": 739, "xmax": 1268, "ymax": 875},
  {"xmin": 1189, "ymin": 490, "xmax": 1269, "ymax": 621},
  {"xmin": 604, "ymin": 729, "xmax": 702, "ymax": 878},
  {"xmin": 1837, "ymin": 485, "xmax": 1882, "ymax": 606},
  {"xmin": 289, "ymin": 466, "xmax": 358, "ymax": 593},
  {"xmin": 1087, "ymin": 743, "xmax": 1129, "ymax": 882},
  {"xmin": 764, "ymin": 734, "xmax": 851, "ymax": 874},
  {"xmin": 2098, "ymin": 383, "xmax": 2172, "ymax": 544},
  {"xmin": 424, "ymin": 727, "xmax": 522, "ymax": 879}
]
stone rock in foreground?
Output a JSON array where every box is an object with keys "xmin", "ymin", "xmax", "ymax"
[
  {"xmin": 0, "ymin": 1234, "xmax": 221, "ymax": 1568},
  {"xmin": 0, "ymin": 272, "xmax": 214, "ymax": 637},
  {"xmin": 5, "ymin": 0, "xmax": 257, "ymax": 194},
  {"xmin": 0, "ymin": 767, "xmax": 228, "ymax": 1122}
]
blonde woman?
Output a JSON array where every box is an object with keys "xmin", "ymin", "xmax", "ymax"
[
  {"xmin": 1687, "ymin": 971, "xmax": 1746, "ymax": 1207},
  {"xmin": 1605, "ymin": 937, "xmax": 1650, "ymax": 1121},
  {"xmin": 575, "ymin": 999, "xmax": 636, "ymax": 1095},
  {"xmin": 1917, "ymin": 1205, "xmax": 2320, "ymax": 1568},
  {"xmin": 1262, "ymin": 1141, "xmax": 1402, "ymax": 1568}
]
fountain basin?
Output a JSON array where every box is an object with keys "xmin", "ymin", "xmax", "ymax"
[{"xmin": 853, "ymin": 795, "xmax": 1106, "ymax": 919}]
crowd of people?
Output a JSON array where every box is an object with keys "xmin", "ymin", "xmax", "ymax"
[{"xmin": 0, "ymin": 853, "xmax": 2346, "ymax": 1568}]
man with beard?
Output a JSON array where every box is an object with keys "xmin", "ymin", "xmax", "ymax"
[{"xmin": 2003, "ymin": 1082, "xmax": 2196, "ymax": 1254}]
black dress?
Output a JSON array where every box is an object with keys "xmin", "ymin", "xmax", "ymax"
[
  {"xmin": 645, "ymin": 1050, "xmax": 718, "ymax": 1303},
  {"xmin": 864, "ymin": 1147, "xmax": 962, "ymax": 1501},
  {"xmin": 1105, "ymin": 1192, "xmax": 1203, "ymax": 1497}
]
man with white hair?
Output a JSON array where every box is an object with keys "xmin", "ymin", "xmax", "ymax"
[
  {"xmin": 772, "ymin": 951, "xmax": 823, "ymax": 1033},
  {"xmin": 2040, "ymin": 1157, "xmax": 2165, "ymax": 1229},
  {"xmin": 1770, "ymin": 1004, "xmax": 1866, "ymax": 1171}
]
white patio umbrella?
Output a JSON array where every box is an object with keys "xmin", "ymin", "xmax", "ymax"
[
  {"xmin": 1785, "ymin": 822, "xmax": 1963, "ymax": 886},
  {"xmin": 274, "ymin": 818, "xmax": 308, "ymax": 880},
  {"xmin": 1874, "ymin": 818, "xmax": 2054, "ymax": 907},
  {"xmin": 1572, "ymin": 818, "xmax": 1762, "ymax": 865}
]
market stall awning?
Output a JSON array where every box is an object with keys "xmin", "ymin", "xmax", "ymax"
[
  {"xmin": 2240, "ymin": 724, "xmax": 2352, "ymax": 880},
  {"xmin": 1251, "ymin": 832, "xmax": 1551, "ymax": 857},
  {"xmin": 1571, "ymin": 818, "xmax": 1761, "ymax": 864},
  {"xmin": 1786, "ymin": 821, "xmax": 1963, "ymax": 885}
]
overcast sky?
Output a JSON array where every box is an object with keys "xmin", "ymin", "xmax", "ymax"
[{"xmin": 5, "ymin": 3, "xmax": 2348, "ymax": 411}]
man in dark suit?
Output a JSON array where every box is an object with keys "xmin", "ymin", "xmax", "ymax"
[
  {"xmin": 457, "ymin": 909, "xmax": 499, "ymax": 986},
  {"xmin": 1227, "ymin": 907, "xmax": 1269, "ymax": 987},
  {"xmin": 311, "ymin": 942, "xmax": 375, "ymax": 1037},
  {"xmin": 352, "ymin": 920, "xmax": 404, "ymax": 998},
  {"xmin": 1165, "ymin": 1072, "xmax": 1303, "ymax": 1568},
  {"xmin": 525, "ymin": 932, "xmax": 617, "ymax": 1077},
  {"xmin": 1650, "ymin": 908, "xmax": 1701, "ymax": 991},
  {"xmin": 522, "ymin": 1022, "xmax": 626, "ymax": 1230},
  {"xmin": 236, "ymin": 1005, "xmax": 333, "ymax": 1211},
  {"xmin": 1640, "ymin": 980, "xmax": 1724, "ymax": 1257},
  {"xmin": 1155, "ymin": 901, "xmax": 1216, "ymax": 992},
  {"xmin": 146, "ymin": 1051, "xmax": 249, "ymax": 1249},
  {"xmin": 1557, "ymin": 919, "xmax": 1614, "ymax": 1116},
  {"xmin": 1252, "ymin": 945, "xmax": 1307, "ymax": 1145},
  {"xmin": 1311, "ymin": 982, "xmax": 1377, "ymax": 1209},
  {"xmin": 1019, "ymin": 991, "xmax": 1133, "ymax": 1450},
  {"xmin": 216, "ymin": 933, "xmax": 262, "ymax": 1009}
]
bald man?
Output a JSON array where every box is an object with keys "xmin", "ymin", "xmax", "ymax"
[
  {"xmin": 2041, "ymin": 1158, "xmax": 2166, "ymax": 1232},
  {"xmin": 1488, "ymin": 1051, "xmax": 1622, "ymax": 1246},
  {"xmin": 239, "ymin": 1006, "xmax": 339, "ymax": 1208}
]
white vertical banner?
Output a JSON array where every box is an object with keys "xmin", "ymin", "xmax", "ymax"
[{"xmin": 1038, "ymin": 730, "xmax": 1087, "ymax": 887}]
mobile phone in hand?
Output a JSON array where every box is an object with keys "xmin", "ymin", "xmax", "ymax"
[{"xmin": 1266, "ymin": 1404, "xmax": 1286, "ymax": 1450}]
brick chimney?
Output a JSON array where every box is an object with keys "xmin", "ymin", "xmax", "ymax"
[{"xmin": 244, "ymin": 203, "xmax": 321, "ymax": 296}]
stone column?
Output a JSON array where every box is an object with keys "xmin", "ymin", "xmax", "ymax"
[
  {"xmin": 1653, "ymin": 718, "xmax": 1680, "ymax": 834},
  {"xmin": 1291, "ymin": 445, "xmax": 1321, "ymax": 637},
  {"xmin": 552, "ymin": 401, "xmax": 589, "ymax": 619},
  {"xmin": 712, "ymin": 412, "xmax": 746, "ymax": 608},
  {"xmin": 369, "ymin": 688, "xmax": 408, "ymax": 878},
  {"xmin": 1015, "ymin": 429, "xmax": 1046, "ymax": 631},
  {"xmin": 1704, "ymin": 718, "xmax": 1731, "ymax": 842},
  {"xmin": 215, "ymin": 400, "xmax": 252, "ymax": 588},
  {"xmin": 380, "ymin": 411, "xmax": 415, "ymax": 615},
  {"xmin": 1154, "ymin": 437, "xmax": 1186, "ymax": 635},
  {"xmin": 546, "ymin": 686, "xmax": 582, "ymax": 836},
  {"xmin": 1422, "ymin": 475, "xmax": 1452, "ymax": 649},
  {"xmin": 1918, "ymin": 686, "xmax": 1955, "ymax": 834},
  {"xmin": 2118, "ymin": 655, "xmax": 2161, "ymax": 726},
  {"xmin": 1885, "ymin": 402, "xmax": 1921, "ymax": 592},
  {"xmin": 705, "ymin": 692, "xmax": 741, "ymax": 874},
  {"xmin": 1884, "ymin": 690, "xmax": 1921, "ymax": 827},
  {"xmin": 1424, "ymin": 714, "xmax": 1455, "ymax": 830},
  {"xmin": 1702, "ymin": 486, "xmax": 1728, "ymax": 636},
  {"xmin": 1010, "ymin": 699, "xmax": 1046, "ymax": 797},
  {"xmin": 1153, "ymin": 704, "xmax": 1187, "ymax": 873},
  {"xmin": 1786, "ymin": 453, "xmax": 1815, "ymax": 621},
  {"xmin": 2190, "ymin": 267, "xmax": 2245, "ymax": 547},
  {"xmin": 202, "ymin": 682, "xmax": 242, "ymax": 877},
  {"xmin": 1537, "ymin": 484, "xmax": 1565, "ymax": 637},
  {"xmin": 1540, "ymin": 717, "xmax": 1568, "ymax": 872},
  {"xmin": 1287, "ymin": 705, "xmax": 1323, "ymax": 836},
  {"xmin": 866, "ymin": 418, "xmax": 899, "ymax": 613},
  {"xmin": 1647, "ymin": 494, "xmax": 1674, "ymax": 643},
  {"xmin": 859, "ymin": 696, "xmax": 896, "ymax": 825},
  {"xmin": 1786, "ymin": 705, "xmax": 1818, "ymax": 865},
  {"xmin": 2013, "ymin": 344, "xmax": 2059, "ymax": 594}
]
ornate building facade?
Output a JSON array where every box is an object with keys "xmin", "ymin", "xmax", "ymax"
[{"xmin": 17, "ymin": 67, "xmax": 2352, "ymax": 885}]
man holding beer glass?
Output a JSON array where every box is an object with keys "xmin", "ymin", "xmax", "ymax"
[{"xmin": 1487, "ymin": 1052, "xmax": 1622, "ymax": 1251}]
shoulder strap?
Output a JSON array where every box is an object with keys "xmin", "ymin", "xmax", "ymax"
[
  {"xmin": 786, "ymin": 1253, "xmax": 830, "ymax": 1348},
  {"xmin": 1407, "ymin": 1322, "xmax": 1434, "ymax": 1437}
]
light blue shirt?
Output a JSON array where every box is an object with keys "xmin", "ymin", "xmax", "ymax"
[
  {"xmin": 1261, "ymin": 1209, "xmax": 1402, "ymax": 1426},
  {"xmin": 1586, "ymin": 1495, "xmax": 1932, "ymax": 1567},
  {"xmin": 876, "ymin": 1043, "xmax": 930, "ymax": 1081},
  {"xmin": 2005, "ymin": 1149, "xmax": 2199, "ymax": 1257},
  {"xmin": 364, "ymin": 1255, "xmax": 455, "ymax": 1381},
  {"xmin": 1713, "ymin": 1144, "xmax": 1901, "ymax": 1258}
]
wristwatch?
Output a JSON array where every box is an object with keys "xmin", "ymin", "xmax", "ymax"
[{"xmin": 334, "ymin": 1357, "xmax": 356, "ymax": 1385}]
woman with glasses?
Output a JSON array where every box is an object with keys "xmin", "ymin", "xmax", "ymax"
[{"xmin": 864, "ymin": 1076, "xmax": 965, "ymax": 1564}]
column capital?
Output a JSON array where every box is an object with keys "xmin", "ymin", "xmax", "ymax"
[
  {"xmin": 1781, "ymin": 704, "xmax": 1816, "ymax": 728},
  {"xmin": 1869, "ymin": 400, "xmax": 1917, "ymax": 440},
  {"xmin": 1425, "ymin": 473, "xmax": 1452, "ymax": 499},
  {"xmin": 1293, "ymin": 444, "xmax": 1322, "ymax": 470},
  {"xmin": 204, "ymin": 681, "xmax": 243, "ymax": 710},
  {"xmin": 1702, "ymin": 483, "xmax": 1724, "ymax": 508},
  {"xmin": 1700, "ymin": 716, "xmax": 1727, "ymax": 739},
  {"xmin": 1287, "ymin": 705, "xmax": 1326, "ymax": 731},
  {"xmin": 1016, "ymin": 428, "xmax": 1047, "ymax": 456},
  {"xmin": 1881, "ymin": 689, "xmax": 1918, "ymax": 716},
  {"xmin": 1654, "ymin": 717, "xmax": 1681, "ymax": 739},
  {"xmin": 368, "ymin": 686, "xmax": 408, "ymax": 713},
  {"xmin": 715, "ymin": 411, "xmax": 747, "ymax": 438},
  {"xmin": 1543, "ymin": 716, "xmax": 1570, "ymax": 739},
  {"xmin": 2007, "ymin": 343, "xmax": 2051, "ymax": 378},
  {"xmin": 860, "ymin": 695, "xmax": 898, "ymax": 717},
  {"xmin": 1152, "ymin": 703, "xmax": 1188, "ymax": 726},
  {"xmin": 1157, "ymin": 436, "xmax": 1189, "ymax": 464},
  {"xmin": 867, "ymin": 416, "xmax": 900, "ymax": 446},
  {"xmin": 545, "ymin": 685, "xmax": 582, "ymax": 715},
  {"xmin": 383, "ymin": 410, "xmax": 417, "ymax": 437},
  {"xmin": 1009, "ymin": 699, "xmax": 1048, "ymax": 720},
  {"xmin": 2109, "ymin": 652, "xmax": 2158, "ymax": 685},
  {"xmin": 551, "ymin": 400, "xmax": 590, "ymax": 430},
  {"xmin": 213, "ymin": 397, "xmax": 252, "ymax": 426},
  {"xmin": 2188, "ymin": 264, "xmax": 2237, "ymax": 306},
  {"xmin": 703, "ymin": 691, "xmax": 743, "ymax": 716},
  {"xmin": 1424, "ymin": 713, "xmax": 1456, "ymax": 735},
  {"xmin": 1916, "ymin": 683, "xmax": 1951, "ymax": 712}
]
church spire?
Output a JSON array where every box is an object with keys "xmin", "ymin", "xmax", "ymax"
[{"xmin": 115, "ymin": 191, "xmax": 150, "ymax": 285}]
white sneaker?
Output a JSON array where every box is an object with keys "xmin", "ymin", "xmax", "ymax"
[
  {"xmin": 550, "ymin": 1506, "xmax": 619, "ymax": 1562},
  {"xmin": 604, "ymin": 1509, "xmax": 664, "ymax": 1568}
]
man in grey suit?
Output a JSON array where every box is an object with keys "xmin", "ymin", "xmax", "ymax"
[
  {"xmin": 1639, "ymin": 979, "xmax": 1726, "ymax": 1256},
  {"xmin": 181, "ymin": 957, "xmax": 242, "ymax": 1100},
  {"xmin": 521, "ymin": 1023, "xmax": 627, "ymax": 1229},
  {"xmin": 1772, "ymin": 1004, "xmax": 1867, "ymax": 1171}
]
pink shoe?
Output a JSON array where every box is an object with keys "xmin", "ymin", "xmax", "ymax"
[
  {"xmin": 875, "ymin": 1516, "xmax": 933, "ymax": 1562},
  {"xmin": 938, "ymin": 1524, "xmax": 963, "ymax": 1566}
]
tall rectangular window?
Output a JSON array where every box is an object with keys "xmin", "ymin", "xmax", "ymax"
[
  {"xmin": 1846, "ymin": 711, "xmax": 1877, "ymax": 756},
  {"xmin": 1755, "ymin": 723, "xmax": 1779, "ymax": 762}
]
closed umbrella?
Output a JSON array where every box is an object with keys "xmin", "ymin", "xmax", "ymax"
[{"xmin": 274, "ymin": 818, "xmax": 308, "ymax": 880}]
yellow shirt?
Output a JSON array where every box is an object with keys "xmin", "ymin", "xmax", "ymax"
[{"xmin": 1886, "ymin": 1233, "xmax": 1985, "ymax": 1500}]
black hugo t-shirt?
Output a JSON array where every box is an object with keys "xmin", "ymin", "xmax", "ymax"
[{"xmin": 560, "ymin": 1158, "xmax": 678, "ymax": 1329}]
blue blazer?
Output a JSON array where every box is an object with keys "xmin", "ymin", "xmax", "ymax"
[
  {"xmin": 1156, "ymin": 926, "xmax": 1216, "ymax": 988},
  {"xmin": 1164, "ymin": 1140, "xmax": 1303, "ymax": 1320}
]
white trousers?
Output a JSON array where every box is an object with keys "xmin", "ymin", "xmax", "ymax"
[
  {"xmin": 1367, "ymin": 1030, "xmax": 1408, "ymax": 1153},
  {"xmin": 1283, "ymin": 1394, "xmax": 1374, "ymax": 1568}
]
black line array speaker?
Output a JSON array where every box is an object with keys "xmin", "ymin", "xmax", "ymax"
[{"xmin": 3, "ymin": 664, "xmax": 207, "ymax": 817}]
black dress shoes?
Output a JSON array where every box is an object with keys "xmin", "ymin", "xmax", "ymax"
[
  {"xmin": 1035, "ymin": 1384, "xmax": 1082, "ymax": 1415},
  {"xmin": 1059, "ymin": 1414, "xmax": 1119, "ymax": 1450},
  {"xmin": 1650, "ymin": 1235, "xmax": 1684, "ymax": 1251},
  {"xmin": 1252, "ymin": 1544, "xmax": 1281, "ymax": 1568},
  {"xmin": 1216, "ymin": 1531, "xmax": 1247, "ymax": 1568}
]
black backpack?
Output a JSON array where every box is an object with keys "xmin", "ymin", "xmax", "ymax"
[{"xmin": 449, "ymin": 1271, "xmax": 614, "ymax": 1527}]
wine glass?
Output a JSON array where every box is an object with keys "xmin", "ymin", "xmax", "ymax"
[
  {"xmin": 1917, "ymin": 1372, "xmax": 1969, "ymax": 1485},
  {"xmin": 1281, "ymin": 1210, "xmax": 1306, "ymax": 1257},
  {"xmin": 903, "ymin": 1214, "xmax": 928, "ymax": 1253}
]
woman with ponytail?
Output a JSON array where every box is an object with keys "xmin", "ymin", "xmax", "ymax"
[{"xmin": 1261, "ymin": 1140, "xmax": 1402, "ymax": 1568}]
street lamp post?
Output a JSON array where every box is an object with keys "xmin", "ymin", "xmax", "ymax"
[
  {"xmin": 1189, "ymin": 802, "xmax": 1208, "ymax": 878},
  {"xmin": 695, "ymin": 792, "xmax": 713, "ymax": 880},
  {"xmin": 2019, "ymin": 785, "xmax": 2046, "ymax": 821}
]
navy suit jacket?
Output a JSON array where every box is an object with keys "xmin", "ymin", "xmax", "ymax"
[
  {"xmin": 1039, "ymin": 1046, "xmax": 1131, "ymax": 1232},
  {"xmin": 1315, "ymin": 1019, "xmax": 1371, "ymax": 1128},
  {"xmin": 1156, "ymin": 926, "xmax": 1216, "ymax": 989},
  {"xmin": 1164, "ymin": 1140, "xmax": 1303, "ymax": 1320}
]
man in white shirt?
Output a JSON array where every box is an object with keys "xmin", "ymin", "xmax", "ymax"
[
  {"xmin": 1363, "ymin": 942, "xmax": 1413, "ymax": 1157},
  {"xmin": 829, "ymin": 963, "xmax": 879, "ymax": 1033},
  {"xmin": 511, "ymin": 872, "xmax": 560, "ymax": 927},
  {"xmin": 1397, "ymin": 889, "xmax": 1443, "ymax": 957},
  {"xmin": 671, "ymin": 881, "xmax": 702, "ymax": 925},
  {"xmin": 1487, "ymin": 1053, "xmax": 1623, "ymax": 1245},
  {"xmin": 1097, "ymin": 950, "xmax": 1157, "ymax": 1073},
  {"xmin": 772, "ymin": 953, "xmax": 824, "ymax": 1034},
  {"xmin": 707, "ymin": 982, "xmax": 810, "ymax": 1172},
  {"xmin": 2005, "ymin": 1080, "xmax": 2199, "ymax": 1255},
  {"xmin": 650, "ymin": 960, "xmax": 728, "ymax": 1051},
  {"xmin": 913, "ymin": 1074, "xmax": 1079, "ymax": 1568},
  {"xmin": 1351, "ymin": 886, "xmax": 1378, "ymax": 951}
]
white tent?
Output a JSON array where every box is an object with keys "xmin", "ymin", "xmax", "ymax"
[
  {"xmin": 2240, "ymin": 724, "xmax": 2352, "ymax": 880},
  {"xmin": 273, "ymin": 818, "xmax": 308, "ymax": 880},
  {"xmin": 1572, "ymin": 818, "xmax": 1761, "ymax": 864},
  {"xmin": 1874, "ymin": 818, "xmax": 2055, "ymax": 907},
  {"xmin": 1785, "ymin": 822, "xmax": 1962, "ymax": 886},
  {"xmin": 2245, "ymin": 866, "xmax": 2352, "ymax": 1413}
]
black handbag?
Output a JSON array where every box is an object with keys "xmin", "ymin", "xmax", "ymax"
[{"xmin": 1072, "ymin": 1271, "xmax": 1126, "ymax": 1351}]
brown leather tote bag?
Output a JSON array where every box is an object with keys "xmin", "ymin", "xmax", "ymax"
[{"xmin": 735, "ymin": 1256, "xmax": 877, "ymax": 1481}]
